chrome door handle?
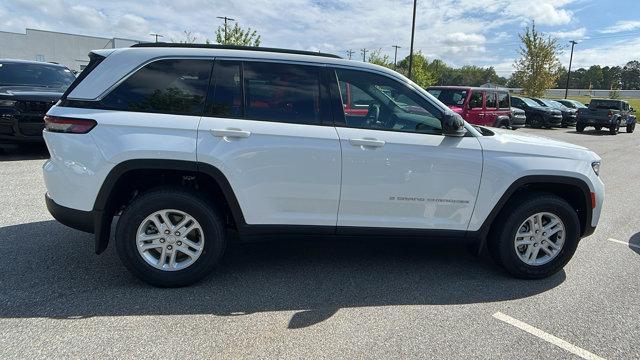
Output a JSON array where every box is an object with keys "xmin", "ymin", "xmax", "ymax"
[
  {"xmin": 349, "ymin": 138, "xmax": 385, "ymax": 148},
  {"xmin": 211, "ymin": 128, "xmax": 251, "ymax": 138}
]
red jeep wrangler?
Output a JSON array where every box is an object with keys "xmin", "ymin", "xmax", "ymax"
[{"xmin": 427, "ymin": 86, "xmax": 512, "ymax": 128}]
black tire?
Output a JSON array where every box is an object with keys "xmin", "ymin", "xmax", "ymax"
[
  {"xmin": 576, "ymin": 123, "xmax": 585, "ymax": 132},
  {"xmin": 609, "ymin": 122, "xmax": 619, "ymax": 135},
  {"xmin": 115, "ymin": 188, "xmax": 227, "ymax": 287},
  {"xmin": 488, "ymin": 193, "xmax": 580, "ymax": 279},
  {"xmin": 594, "ymin": 126, "xmax": 602, "ymax": 131},
  {"xmin": 627, "ymin": 122, "xmax": 635, "ymax": 133}
]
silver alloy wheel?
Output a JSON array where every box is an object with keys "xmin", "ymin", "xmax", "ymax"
[
  {"xmin": 136, "ymin": 209, "xmax": 204, "ymax": 271},
  {"xmin": 514, "ymin": 212, "xmax": 565, "ymax": 266}
]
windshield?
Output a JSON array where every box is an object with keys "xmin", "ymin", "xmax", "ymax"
[
  {"xmin": 0, "ymin": 62, "xmax": 75, "ymax": 88},
  {"xmin": 518, "ymin": 97, "xmax": 541, "ymax": 107},
  {"xmin": 571, "ymin": 100, "xmax": 587, "ymax": 108},
  {"xmin": 427, "ymin": 88, "xmax": 468, "ymax": 107},
  {"xmin": 544, "ymin": 99, "xmax": 569, "ymax": 110}
]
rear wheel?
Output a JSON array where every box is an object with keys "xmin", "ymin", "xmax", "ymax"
[
  {"xmin": 609, "ymin": 122, "xmax": 620, "ymax": 135},
  {"xmin": 489, "ymin": 193, "xmax": 580, "ymax": 279},
  {"xmin": 115, "ymin": 188, "xmax": 227, "ymax": 287}
]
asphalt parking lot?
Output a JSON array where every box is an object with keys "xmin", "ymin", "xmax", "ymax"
[{"xmin": 0, "ymin": 127, "xmax": 638, "ymax": 359}]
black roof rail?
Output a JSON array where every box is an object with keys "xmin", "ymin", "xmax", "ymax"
[{"xmin": 130, "ymin": 42, "xmax": 342, "ymax": 59}]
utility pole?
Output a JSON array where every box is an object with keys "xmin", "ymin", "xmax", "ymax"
[
  {"xmin": 408, "ymin": 0, "xmax": 417, "ymax": 80},
  {"xmin": 361, "ymin": 48, "xmax": 368, "ymax": 62},
  {"xmin": 346, "ymin": 49, "xmax": 355, "ymax": 60},
  {"xmin": 565, "ymin": 40, "xmax": 578, "ymax": 99},
  {"xmin": 216, "ymin": 16, "xmax": 235, "ymax": 43},
  {"xmin": 149, "ymin": 33, "xmax": 163, "ymax": 43},
  {"xmin": 392, "ymin": 45, "xmax": 402, "ymax": 69}
]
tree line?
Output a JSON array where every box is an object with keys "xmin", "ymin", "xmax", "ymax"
[{"xmin": 183, "ymin": 20, "xmax": 638, "ymax": 95}]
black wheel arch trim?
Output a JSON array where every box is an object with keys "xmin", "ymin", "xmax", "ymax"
[
  {"xmin": 474, "ymin": 174, "xmax": 594, "ymax": 254},
  {"xmin": 89, "ymin": 162, "xmax": 595, "ymax": 255}
]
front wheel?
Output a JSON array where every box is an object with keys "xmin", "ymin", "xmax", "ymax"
[
  {"xmin": 489, "ymin": 193, "xmax": 580, "ymax": 279},
  {"xmin": 576, "ymin": 123, "xmax": 585, "ymax": 132},
  {"xmin": 627, "ymin": 122, "xmax": 635, "ymax": 133},
  {"xmin": 115, "ymin": 188, "xmax": 227, "ymax": 287},
  {"xmin": 594, "ymin": 126, "xmax": 602, "ymax": 131}
]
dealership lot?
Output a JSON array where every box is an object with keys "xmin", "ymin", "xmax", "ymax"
[{"xmin": 0, "ymin": 128, "xmax": 638, "ymax": 359}]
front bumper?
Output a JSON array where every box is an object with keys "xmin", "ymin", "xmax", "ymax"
[
  {"xmin": 544, "ymin": 114, "xmax": 563, "ymax": 127},
  {"xmin": 45, "ymin": 193, "xmax": 95, "ymax": 233},
  {"xmin": 562, "ymin": 115, "xmax": 577, "ymax": 127},
  {"xmin": 0, "ymin": 112, "xmax": 45, "ymax": 143}
]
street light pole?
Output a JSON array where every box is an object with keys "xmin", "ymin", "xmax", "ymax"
[
  {"xmin": 149, "ymin": 33, "xmax": 164, "ymax": 43},
  {"xmin": 216, "ymin": 16, "xmax": 236, "ymax": 43},
  {"xmin": 408, "ymin": 0, "xmax": 417, "ymax": 80},
  {"xmin": 361, "ymin": 48, "xmax": 368, "ymax": 62},
  {"xmin": 565, "ymin": 40, "xmax": 578, "ymax": 99},
  {"xmin": 392, "ymin": 45, "xmax": 401, "ymax": 69}
]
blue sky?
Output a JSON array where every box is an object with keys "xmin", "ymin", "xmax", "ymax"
[{"xmin": 1, "ymin": 0, "xmax": 639, "ymax": 75}]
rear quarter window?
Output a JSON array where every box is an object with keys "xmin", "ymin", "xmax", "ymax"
[{"xmin": 101, "ymin": 59, "xmax": 212, "ymax": 116}]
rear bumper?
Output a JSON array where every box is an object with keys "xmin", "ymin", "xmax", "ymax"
[{"xmin": 45, "ymin": 193, "xmax": 95, "ymax": 233}]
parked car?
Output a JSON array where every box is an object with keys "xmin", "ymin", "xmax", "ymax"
[
  {"xmin": 0, "ymin": 59, "xmax": 75, "ymax": 143},
  {"xmin": 576, "ymin": 99, "xmax": 636, "ymax": 134},
  {"xmin": 510, "ymin": 107, "xmax": 526, "ymax": 129},
  {"xmin": 554, "ymin": 99, "xmax": 587, "ymax": 110},
  {"xmin": 531, "ymin": 98, "xmax": 577, "ymax": 127},
  {"xmin": 510, "ymin": 96, "xmax": 563, "ymax": 128},
  {"xmin": 427, "ymin": 86, "xmax": 512, "ymax": 129},
  {"xmin": 44, "ymin": 44, "xmax": 603, "ymax": 286}
]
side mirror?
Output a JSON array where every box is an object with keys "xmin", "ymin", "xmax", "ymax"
[
  {"xmin": 630, "ymin": 107, "xmax": 635, "ymax": 112},
  {"xmin": 442, "ymin": 113, "xmax": 466, "ymax": 137}
]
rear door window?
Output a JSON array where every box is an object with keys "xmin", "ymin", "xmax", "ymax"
[
  {"xmin": 243, "ymin": 62, "xmax": 322, "ymax": 125},
  {"xmin": 102, "ymin": 59, "xmax": 212, "ymax": 116},
  {"xmin": 208, "ymin": 60, "xmax": 242, "ymax": 118},
  {"xmin": 497, "ymin": 92, "xmax": 510, "ymax": 109},
  {"xmin": 485, "ymin": 92, "xmax": 497, "ymax": 109}
]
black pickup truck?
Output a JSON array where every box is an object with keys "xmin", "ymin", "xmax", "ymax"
[
  {"xmin": 576, "ymin": 99, "xmax": 636, "ymax": 135},
  {"xmin": 0, "ymin": 59, "xmax": 75, "ymax": 144}
]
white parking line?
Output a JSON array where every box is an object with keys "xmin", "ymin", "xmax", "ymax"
[
  {"xmin": 493, "ymin": 312, "xmax": 606, "ymax": 360},
  {"xmin": 607, "ymin": 238, "xmax": 640, "ymax": 250}
]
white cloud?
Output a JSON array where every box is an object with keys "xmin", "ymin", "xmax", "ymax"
[
  {"xmin": 0, "ymin": 0, "xmax": 581, "ymax": 69},
  {"xmin": 600, "ymin": 20, "xmax": 640, "ymax": 34},
  {"xmin": 550, "ymin": 27, "xmax": 586, "ymax": 39}
]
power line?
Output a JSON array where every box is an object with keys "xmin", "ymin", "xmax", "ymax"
[
  {"xmin": 392, "ymin": 45, "xmax": 402, "ymax": 69},
  {"xmin": 216, "ymin": 16, "xmax": 235, "ymax": 43},
  {"xmin": 346, "ymin": 49, "xmax": 355, "ymax": 60},
  {"xmin": 360, "ymin": 48, "xmax": 368, "ymax": 62}
]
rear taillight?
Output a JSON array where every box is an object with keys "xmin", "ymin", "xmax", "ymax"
[{"xmin": 44, "ymin": 115, "xmax": 97, "ymax": 134}]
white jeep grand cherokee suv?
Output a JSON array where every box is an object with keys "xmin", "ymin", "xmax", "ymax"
[{"xmin": 43, "ymin": 44, "xmax": 604, "ymax": 287}]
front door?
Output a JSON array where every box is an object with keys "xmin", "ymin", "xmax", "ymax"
[{"xmin": 332, "ymin": 68, "xmax": 483, "ymax": 231}]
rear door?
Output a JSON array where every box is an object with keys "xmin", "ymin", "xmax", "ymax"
[
  {"xmin": 465, "ymin": 90, "xmax": 485, "ymax": 125},
  {"xmin": 331, "ymin": 68, "xmax": 483, "ymax": 231},
  {"xmin": 484, "ymin": 91, "xmax": 498, "ymax": 126},
  {"xmin": 196, "ymin": 60, "xmax": 341, "ymax": 227}
]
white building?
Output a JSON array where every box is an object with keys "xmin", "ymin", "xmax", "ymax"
[{"xmin": 0, "ymin": 28, "xmax": 142, "ymax": 72}]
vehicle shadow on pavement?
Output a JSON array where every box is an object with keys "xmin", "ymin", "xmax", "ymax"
[
  {"xmin": 0, "ymin": 220, "xmax": 565, "ymax": 328},
  {"xmin": 566, "ymin": 130, "xmax": 608, "ymax": 136},
  {"xmin": 0, "ymin": 144, "xmax": 49, "ymax": 161}
]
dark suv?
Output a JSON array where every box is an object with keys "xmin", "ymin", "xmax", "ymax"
[
  {"xmin": 510, "ymin": 96, "xmax": 562, "ymax": 128},
  {"xmin": 0, "ymin": 59, "xmax": 75, "ymax": 143}
]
